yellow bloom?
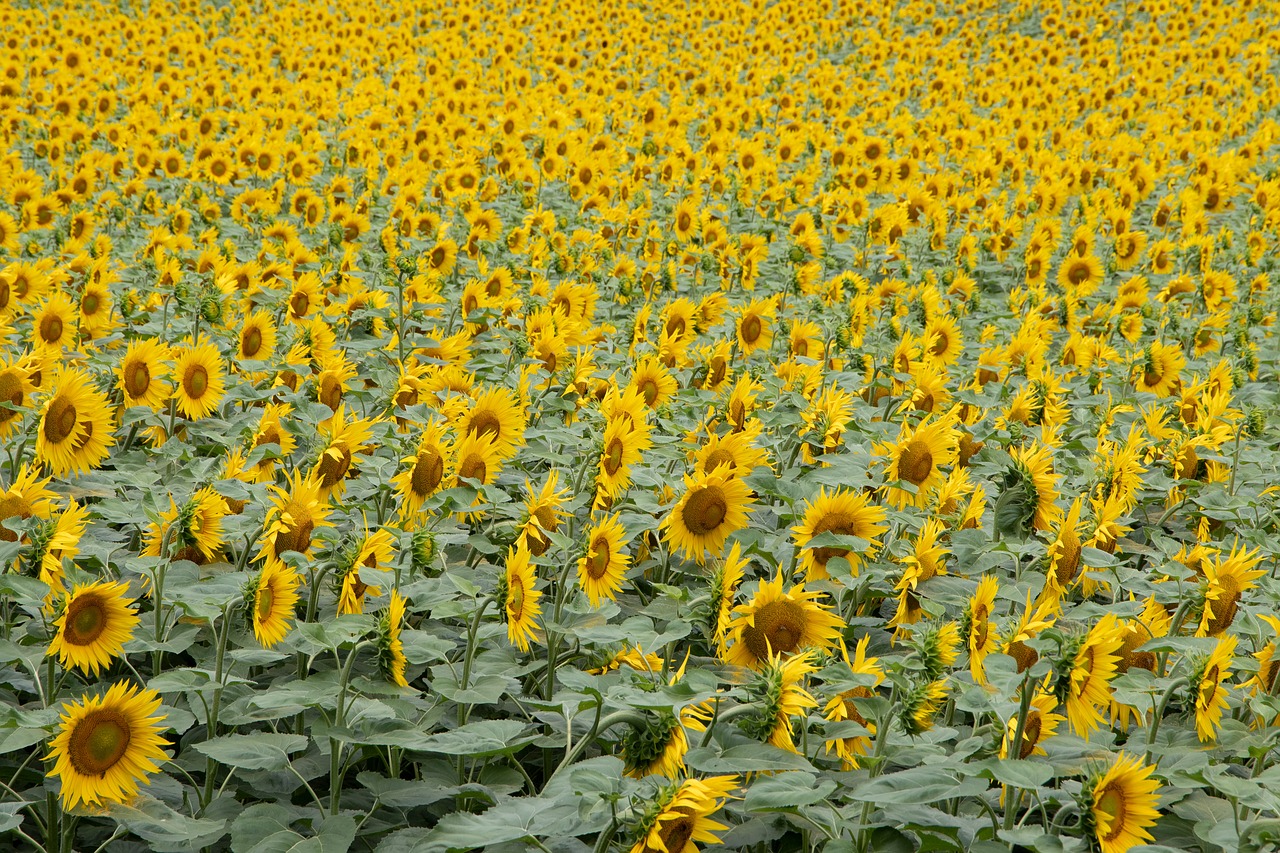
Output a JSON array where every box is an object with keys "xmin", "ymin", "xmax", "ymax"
[
  {"xmin": 1088, "ymin": 753, "xmax": 1161, "ymax": 853},
  {"xmin": 47, "ymin": 581, "xmax": 140, "ymax": 676}
]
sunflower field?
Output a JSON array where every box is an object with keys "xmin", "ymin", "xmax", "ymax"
[{"xmin": 2, "ymin": 0, "xmax": 1280, "ymax": 851}]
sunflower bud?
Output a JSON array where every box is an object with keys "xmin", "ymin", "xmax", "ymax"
[
  {"xmin": 411, "ymin": 529, "xmax": 436, "ymax": 573},
  {"xmin": 899, "ymin": 678, "xmax": 947, "ymax": 735}
]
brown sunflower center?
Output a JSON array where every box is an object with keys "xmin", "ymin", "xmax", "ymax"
[
  {"xmin": 1067, "ymin": 261, "xmax": 1091, "ymax": 285},
  {"xmin": 650, "ymin": 811, "xmax": 696, "ymax": 853},
  {"xmin": 64, "ymin": 594, "xmax": 107, "ymax": 646},
  {"xmin": 741, "ymin": 314, "xmax": 762, "ymax": 344},
  {"xmin": 703, "ymin": 448, "xmax": 735, "ymax": 475},
  {"xmin": 317, "ymin": 448, "xmax": 352, "ymax": 489},
  {"xmin": 681, "ymin": 485, "xmax": 727, "ymax": 536},
  {"xmin": 44, "ymin": 396, "xmax": 79, "ymax": 444},
  {"xmin": 1199, "ymin": 666, "xmax": 1220, "ymax": 708},
  {"xmin": 898, "ymin": 440, "xmax": 934, "ymax": 485},
  {"xmin": 1054, "ymin": 529, "xmax": 1082, "ymax": 586},
  {"xmin": 1094, "ymin": 783, "xmax": 1128, "ymax": 842},
  {"xmin": 742, "ymin": 599, "xmax": 807, "ymax": 660},
  {"xmin": 1018, "ymin": 711, "xmax": 1042, "ymax": 759},
  {"xmin": 603, "ymin": 437, "xmax": 625, "ymax": 476},
  {"xmin": 810, "ymin": 511, "xmax": 858, "ymax": 566},
  {"xmin": 458, "ymin": 453, "xmax": 487, "ymax": 483},
  {"xmin": 1007, "ymin": 639, "xmax": 1037, "ymax": 672},
  {"xmin": 0, "ymin": 493, "xmax": 30, "ymax": 542},
  {"xmin": 411, "ymin": 449, "xmax": 444, "ymax": 496},
  {"xmin": 68, "ymin": 710, "xmax": 132, "ymax": 776},
  {"xmin": 40, "ymin": 314, "xmax": 63, "ymax": 343},
  {"xmin": 273, "ymin": 502, "xmax": 315, "ymax": 557},
  {"xmin": 587, "ymin": 538, "xmax": 611, "ymax": 580},
  {"xmin": 469, "ymin": 410, "xmax": 502, "ymax": 441},
  {"xmin": 319, "ymin": 376, "xmax": 342, "ymax": 410},
  {"xmin": 82, "ymin": 292, "xmax": 101, "ymax": 315},
  {"xmin": 184, "ymin": 364, "xmax": 209, "ymax": 398},
  {"xmin": 242, "ymin": 327, "xmax": 263, "ymax": 358},
  {"xmin": 290, "ymin": 290, "xmax": 310, "ymax": 317},
  {"xmin": 707, "ymin": 356, "xmax": 726, "ymax": 387},
  {"xmin": 125, "ymin": 361, "xmax": 151, "ymax": 399},
  {"xmin": 0, "ymin": 371, "xmax": 23, "ymax": 423}
]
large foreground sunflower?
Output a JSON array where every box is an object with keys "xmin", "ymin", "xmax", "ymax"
[
  {"xmin": 47, "ymin": 580, "xmax": 140, "ymax": 676},
  {"xmin": 1087, "ymin": 753, "xmax": 1161, "ymax": 853},
  {"xmin": 661, "ymin": 469, "xmax": 754, "ymax": 565},
  {"xmin": 47, "ymin": 682, "xmax": 170, "ymax": 809},
  {"xmin": 723, "ymin": 576, "xmax": 844, "ymax": 670}
]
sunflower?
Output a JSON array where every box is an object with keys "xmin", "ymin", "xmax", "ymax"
[
  {"xmin": 723, "ymin": 576, "xmax": 844, "ymax": 670},
  {"xmin": 47, "ymin": 580, "xmax": 140, "ymax": 676},
  {"xmin": 171, "ymin": 341, "xmax": 226, "ymax": 420},
  {"xmin": 881, "ymin": 413, "xmax": 959, "ymax": 508},
  {"xmin": 376, "ymin": 589, "xmax": 409, "ymax": 687},
  {"xmin": 238, "ymin": 309, "xmax": 278, "ymax": 362},
  {"xmin": 143, "ymin": 488, "xmax": 228, "ymax": 564},
  {"xmin": 0, "ymin": 465, "xmax": 57, "ymax": 541},
  {"xmin": 900, "ymin": 678, "xmax": 949, "ymax": 735},
  {"xmin": 822, "ymin": 636, "xmax": 884, "ymax": 769},
  {"xmin": 452, "ymin": 430, "xmax": 503, "ymax": 492},
  {"xmin": 117, "ymin": 338, "xmax": 170, "ymax": 409},
  {"xmin": 629, "ymin": 775, "xmax": 738, "ymax": 853},
  {"xmin": 595, "ymin": 416, "xmax": 649, "ymax": 507},
  {"xmin": 791, "ymin": 487, "xmax": 888, "ymax": 581},
  {"xmin": 577, "ymin": 513, "xmax": 630, "ymax": 606},
  {"xmin": 999, "ymin": 691, "xmax": 1064, "ymax": 760},
  {"xmin": 622, "ymin": 711, "xmax": 688, "ymax": 779},
  {"xmin": 1191, "ymin": 635, "xmax": 1235, "ymax": 742},
  {"xmin": 257, "ymin": 470, "xmax": 332, "ymax": 568},
  {"xmin": 738, "ymin": 651, "xmax": 818, "ymax": 752},
  {"xmin": 1059, "ymin": 614, "xmax": 1123, "ymax": 738},
  {"xmin": 286, "ymin": 272, "xmax": 324, "ymax": 321},
  {"xmin": 709, "ymin": 543, "xmax": 747, "ymax": 655},
  {"xmin": 669, "ymin": 466, "xmax": 754, "ymax": 560},
  {"xmin": 1086, "ymin": 753, "xmax": 1161, "ymax": 853},
  {"xmin": 248, "ymin": 402, "xmax": 296, "ymax": 483},
  {"xmin": 963, "ymin": 575, "xmax": 1000, "ymax": 683},
  {"xmin": 736, "ymin": 296, "xmax": 777, "ymax": 356},
  {"xmin": 1133, "ymin": 340, "xmax": 1185, "ymax": 398},
  {"xmin": 724, "ymin": 374, "xmax": 761, "ymax": 432},
  {"xmin": 47, "ymin": 682, "xmax": 170, "ymax": 810},
  {"xmin": 31, "ymin": 293, "xmax": 78, "ymax": 351},
  {"xmin": 35, "ymin": 367, "xmax": 116, "ymax": 476},
  {"xmin": 692, "ymin": 425, "xmax": 769, "ymax": 480},
  {"xmin": 310, "ymin": 405, "xmax": 378, "ymax": 497},
  {"xmin": 1198, "ymin": 543, "xmax": 1264, "ymax": 636},
  {"xmin": 629, "ymin": 355, "xmax": 678, "ymax": 410},
  {"xmin": 501, "ymin": 543, "xmax": 542, "ymax": 653},
  {"xmin": 1058, "ymin": 253, "xmax": 1104, "ymax": 291},
  {"xmin": 251, "ymin": 560, "xmax": 301, "ymax": 648},
  {"xmin": 0, "ymin": 355, "xmax": 34, "ymax": 438},
  {"xmin": 24, "ymin": 499, "xmax": 89, "ymax": 595},
  {"xmin": 393, "ymin": 421, "xmax": 450, "ymax": 519},
  {"xmin": 999, "ymin": 593, "xmax": 1057, "ymax": 673},
  {"xmin": 335, "ymin": 524, "xmax": 394, "ymax": 615},
  {"xmin": 457, "ymin": 385, "xmax": 527, "ymax": 461},
  {"xmin": 1000, "ymin": 442, "xmax": 1060, "ymax": 534},
  {"xmin": 1045, "ymin": 497, "xmax": 1086, "ymax": 597}
]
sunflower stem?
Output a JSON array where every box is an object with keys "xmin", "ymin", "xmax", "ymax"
[
  {"xmin": 1143, "ymin": 676, "xmax": 1189, "ymax": 763},
  {"xmin": 1003, "ymin": 671, "xmax": 1036, "ymax": 829},
  {"xmin": 698, "ymin": 701, "xmax": 761, "ymax": 748},
  {"xmin": 458, "ymin": 596, "xmax": 494, "ymax": 726}
]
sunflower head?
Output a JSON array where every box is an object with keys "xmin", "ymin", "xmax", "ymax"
[
  {"xmin": 622, "ymin": 710, "xmax": 687, "ymax": 779},
  {"xmin": 47, "ymin": 580, "xmax": 140, "ymax": 676},
  {"xmin": 377, "ymin": 590, "xmax": 409, "ymax": 687},
  {"xmin": 47, "ymin": 682, "xmax": 171, "ymax": 810},
  {"xmin": 1084, "ymin": 753, "xmax": 1161, "ymax": 853}
]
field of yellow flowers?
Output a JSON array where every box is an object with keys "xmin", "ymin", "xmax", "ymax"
[{"xmin": 2, "ymin": 0, "xmax": 1280, "ymax": 851}]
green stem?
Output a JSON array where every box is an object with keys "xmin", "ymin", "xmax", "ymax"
[
  {"xmin": 698, "ymin": 701, "xmax": 762, "ymax": 748},
  {"xmin": 1004, "ymin": 674, "xmax": 1036, "ymax": 830},
  {"xmin": 458, "ymin": 597, "xmax": 494, "ymax": 726},
  {"xmin": 1144, "ymin": 677, "xmax": 1189, "ymax": 763}
]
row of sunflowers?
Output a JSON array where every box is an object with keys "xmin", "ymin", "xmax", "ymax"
[{"xmin": 2, "ymin": 0, "xmax": 1280, "ymax": 852}]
